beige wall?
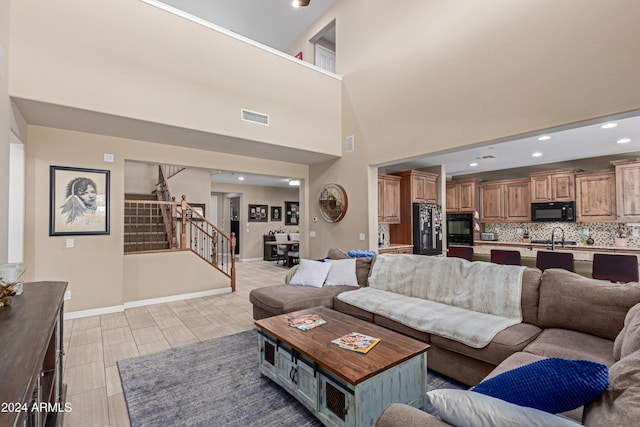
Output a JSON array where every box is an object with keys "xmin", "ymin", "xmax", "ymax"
[
  {"xmin": 0, "ymin": 0, "xmax": 10, "ymax": 263},
  {"xmin": 292, "ymin": 0, "xmax": 640, "ymax": 258},
  {"xmin": 9, "ymin": 0, "xmax": 341, "ymax": 157},
  {"xmin": 124, "ymin": 162, "xmax": 157, "ymax": 195},
  {"xmin": 212, "ymin": 182, "xmax": 300, "ymax": 260},
  {"xmin": 123, "ymin": 251, "xmax": 229, "ymax": 303},
  {"xmin": 24, "ymin": 125, "xmax": 308, "ymax": 312},
  {"xmin": 168, "ymin": 168, "xmax": 212, "ymax": 219}
]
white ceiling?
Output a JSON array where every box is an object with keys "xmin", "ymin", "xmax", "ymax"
[
  {"xmin": 211, "ymin": 170, "xmax": 300, "ymax": 189},
  {"xmin": 159, "ymin": 0, "xmax": 338, "ymax": 51}
]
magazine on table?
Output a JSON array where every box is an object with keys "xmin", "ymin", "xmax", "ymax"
[
  {"xmin": 287, "ymin": 313, "xmax": 327, "ymax": 331},
  {"xmin": 331, "ymin": 332, "xmax": 381, "ymax": 354}
]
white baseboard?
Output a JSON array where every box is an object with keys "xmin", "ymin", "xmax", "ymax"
[
  {"xmin": 240, "ymin": 257, "xmax": 264, "ymax": 262},
  {"xmin": 63, "ymin": 288, "xmax": 232, "ymax": 320},
  {"xmin": 64, "ymin": 305, "xmax": 124, "ymax": 320}
]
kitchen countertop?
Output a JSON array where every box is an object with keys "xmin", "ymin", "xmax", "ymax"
[
  {"xmin": 473, "ymin": 241, "xmax": 640, "ymax": 261},
  {"xmin": 378, "ymin": 243, "xmax": 413, "ymax": 250}
]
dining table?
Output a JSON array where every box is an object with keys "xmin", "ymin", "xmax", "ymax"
[{"xmin": 264, "ymin": 240, "xmax": 300, "ymax": 267}]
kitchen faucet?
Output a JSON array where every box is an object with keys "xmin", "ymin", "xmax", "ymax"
[{"xmin": 551, "ymin": 226, "xmax": 565, "ymax": 250}]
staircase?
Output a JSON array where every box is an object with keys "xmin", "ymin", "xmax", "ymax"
[{"xmin": 124, "ymin": 194, "xmax": 170, "ymax": 252}]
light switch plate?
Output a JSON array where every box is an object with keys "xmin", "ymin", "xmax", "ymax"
[
  {"xmin": 103, "ymin": 153, "xmax": 115, "ymax": 162},
  {"xmin": 359, "ymin": 233, "xmax": 366, "ymax": 241},
  {"xmin": 66, "ymin": 238, "xmax": 74, "ymax": 248},
  {"xmin": 309, "ymin": 231, "xmax": 316, "ymax": 237}
]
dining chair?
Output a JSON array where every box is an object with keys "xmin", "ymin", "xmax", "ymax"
[
  {"xmin": 536, "ymin": 251, "xmax": 575, "ymax": 272},
  {"xmin": 274, "ymin": 233, "xmax": 289, "ymax": 265},
  {"xmin": 287, "ymin": 233, "xmax": 301, "ymax": 266},
  {"xmin": 447, "ymin": 246, "xmax": 474, "ymax": 262},
  {"xmin": 490, "ymin": 249, "xmax": 522, "ymax": 266},
  {"xmin": 592, "ymin": 253, "xmax": 639, "ymax": 283}
]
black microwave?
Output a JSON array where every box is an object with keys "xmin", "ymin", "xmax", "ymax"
[{"xmin": 531, "ymin": 201, "xmax": 575, "ymax": 222}]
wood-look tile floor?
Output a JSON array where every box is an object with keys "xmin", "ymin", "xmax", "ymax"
[{"xmin": 62, "ymin": 260, "xmax": 288, "ymax": 427}]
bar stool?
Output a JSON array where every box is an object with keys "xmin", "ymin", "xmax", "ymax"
[
  {"xmin": 491, "ymin": 249, "xmax": 522, "ymax": 266},
  {"xmin": 592, "ymin": 253, "xmax": 639, "ymax": 283},
  {"xmin": 448, "ymin": 246, "xmax": 474, "ymax": 261},
  {"xmin": 536, "ymin": 251, "xmax": 575, "ymax": 272}
]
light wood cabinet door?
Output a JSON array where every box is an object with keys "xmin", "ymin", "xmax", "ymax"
[
  {"xmin": 530, "ymin": 169, "xmax": 576, "ymax": 202},
  {"xmin": 479, "ymin": 182, "xmax": 504, "ymax": 222},
  {"xmin": 378, "ymin": 175, "xmax": 401, "ymax": 224},
  {"xmin": 612, "ymin": 159, "xmax": 640, "ymax": 221},
  {"xmin": 503, "ymin": 179, "xmax": 531, "ymax": 221},
  {"xmin": 411, "ymin": 172, "xmax": 438, "ymax": 203},
  {"xmin": 457, "ymin": 180, "xmax": 477, "ymax": 211},
  {"xmin": 446, "ymin": 184, "xmax": 459, "ymax": 211},
  {"xmin": 576, "ymin": 170, "xmax": 616, "ymax": 222}
]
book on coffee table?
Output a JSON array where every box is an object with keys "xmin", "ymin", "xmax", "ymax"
[
  {"xmin": 287, "ymin": 313, "xmax": 327, "ymax": 331},
  {"xmin": 331, "ymin": 332, "xmax": 381, "ymax": 354}
]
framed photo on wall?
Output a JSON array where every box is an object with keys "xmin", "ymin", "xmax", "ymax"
[
  {"xmin": 177, "ymin": 203, "xmax": 206, "ymax": 221},
  {"xmin": 285, "ymin": 201, "xmax": 299, "ymax": 226},
  {"xmin": 248, "ymin": 204, "xmax": 268, "ymax": 222},
  {"xmin": 271, "ymin": 206, "xmax": 282, "ymax": 222},
  {"xmin": 49, "ymin": 166, "xmax": 110, "ymax": 236}
]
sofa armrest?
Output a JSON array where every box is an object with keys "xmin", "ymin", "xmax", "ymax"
[{"xmin": 375, "ymin": 404, "xmax": 451, "ymax": 427}]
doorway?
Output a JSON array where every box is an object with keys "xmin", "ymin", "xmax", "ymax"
[{"xmin": 312, "ymin": 20, "xmax": 336, "ymax": 73}]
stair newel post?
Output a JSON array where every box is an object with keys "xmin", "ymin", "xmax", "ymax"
[
  {"xmin": 231, "ymin": 232, "xmax": 237, "ymax": 292},
  {"xmin": 180, "ymin": 195, "xmax": 187, "ymax": 249},
  {"xmin": 170, "ymin": 197, "xmax": 178, "ymax": 249}
]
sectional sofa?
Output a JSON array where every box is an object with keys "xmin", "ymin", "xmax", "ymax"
[{"xmin": 249, "ymin": 249, "xmax": 640, "ymax": 424}]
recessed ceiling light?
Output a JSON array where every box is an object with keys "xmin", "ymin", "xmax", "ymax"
[
  {"xmin": 617, "ymin": 138, "xmax": 631, "ymax": 144},
  {"xmin": 601, "ymin": 122, "xmax": 618, "ymax": 129},
  {"xmin": 291, "ymin": 0, "xmax": 300, "ymax": 7},
  {"xmin": 532, "ymin": 152, "xmax": 543, "ymax": 157},
  {"xmin": 469, "ymin": 162, "xmax": 478, "ymax": 167},
  {"xmin": 289, "ymin": 179, "xmax": 300, "ymax": 186},
  {"xmin": 537, "ymin": 135, "xmax": 551, "ymax": 141},
  {"xmin": 238, "ymin": 176, "xmax": 245, "ymax": 181}
]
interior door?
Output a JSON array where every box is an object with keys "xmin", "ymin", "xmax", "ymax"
[{"xmin": 315, "ymin": 44, "xmax": 336, "ymax": 73}]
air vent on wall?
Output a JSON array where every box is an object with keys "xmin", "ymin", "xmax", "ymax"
[
  {"xmin": 346, "ymin": 135, "xmax": 355, "ymax": 152},
  {"xmin": 241, "ymin": 109, "xmax": 269, "ymax": 126}
]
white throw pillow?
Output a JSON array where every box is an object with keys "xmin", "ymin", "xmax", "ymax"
[
  {"xmin": 427, "ymin": 389, "xmax": 579, "ymax": 427},
  {"xmin": 289, "ymin": 259, "xmax": 332, "ymax": 288},
  {"xmin": 324, "ymin": 258, "xmax": 359, "ymax": 287}
]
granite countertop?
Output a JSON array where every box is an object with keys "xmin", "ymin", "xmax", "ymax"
[
  {"xmin": 378, "ymin": 243, "xmax": 413, "ymax": 249},
  {"xmin": 474, "ymin": 241, "xmax": 640, "ymax": 261}
]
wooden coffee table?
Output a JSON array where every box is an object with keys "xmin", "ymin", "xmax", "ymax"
[{"xmin": 255, "ymin": 306, "xmax": 430, "ymax": 427}]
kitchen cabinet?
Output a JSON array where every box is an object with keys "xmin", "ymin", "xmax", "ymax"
[
  {"xmin": 446, "ymin": 178, "xmax": 479, "ymax": 212},
  {"xmin": 611, "ymin": 159, "xmax": 640, "ymax": 221},
  {"xmin": 378, "ymin": 174, "xmax": 401, "ymax": 224},
  {"xmin": 575, "ymin": 170, "xmax": 617, "ymax": 222},
  {"xmin": 529, "ymin": 168, "xmax": 577, "ymax": 203},
  {"xmin": 389, "ymin": 170, "xmax": 439, "ymax": 245},
  {"xmin": 479, "ymin": 178, "xmax": 530, "ymax": 222}
]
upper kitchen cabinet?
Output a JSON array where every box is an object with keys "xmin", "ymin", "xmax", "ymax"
[
  {"xmin": 446, "ymin": 178, "xmax": 479, "ymax": 213},
  {"xmin": 575, "ymin": 170, "xmax": 617, "ymax": 222},
  {"xmin": 529, "ymin": 169, "xmax": 578, "ymax": 203},
  {"xmin": 611, "ymin": 159, "xmax": 640, "ymax": 221},
  {"xmin": 393, "ymin": 170, "xmax": 439, "ymax": 204},
  {"xmin": 479, "ymin": 178, "xmax": 530, "ymax": 222},
  {"xmin": 378, "ymin": 174, "xmax": 401, "ymax": 224}
]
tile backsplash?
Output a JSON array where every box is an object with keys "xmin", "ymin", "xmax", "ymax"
[{"xmin": 483, "ymin": 222, "xmax": 639, "ymax": 248}]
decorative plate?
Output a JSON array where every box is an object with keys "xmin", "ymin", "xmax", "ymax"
[{"xmin": 319, "ymin": 183, "xmax": 348, "ymax": 223}]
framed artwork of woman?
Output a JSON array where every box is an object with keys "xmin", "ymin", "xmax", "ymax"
[{"xmin": 49, "ymin": 166, "xmax": 110, "ymax": 235}]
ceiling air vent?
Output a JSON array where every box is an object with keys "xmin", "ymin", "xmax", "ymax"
[
  {"xmin": 477, "ymin": 155, "xmax": 496, "ymax": 160},
  {"xmin": 241, "ymin": 109, "xmax": 269, "ymax": 126}
]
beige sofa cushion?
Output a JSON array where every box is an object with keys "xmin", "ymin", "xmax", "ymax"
[
  {"xmin": 537, "ymin": 269, "xmax": 640, "ymax": 340},
  {"xmin": 613, "ymin": 302, "xmax": 640, "ymax": 361},
  {"xmin": 583, "ymin": 349, "xmax": 640, "ymax": 426},
  {"xmin": 524, "ymin": 328, "xmax": 615, "ymax": 366}
]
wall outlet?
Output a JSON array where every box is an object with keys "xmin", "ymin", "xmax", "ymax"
[
  {"xmin": 633, "ymin": 229, "xmax": 639, "ymax": 238},
  {"xmin": 516, "ymin": 228, "xmax": 523, "ymax": 234},
  {"xmin": 359, "ymin": 233, "xmax": 366, "ymax": 241},
  {"xmin": 64, "ymin": 290, "xmax": 71, "ymax": 300},
  {"xmin": 66, "ymin": 238, "xmax": 74, "ymax": 248},
  {"xmin": 309, "ymin": 231, "xmax": 316, "ymax": 237}
]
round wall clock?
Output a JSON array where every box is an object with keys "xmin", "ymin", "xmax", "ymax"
[{"xmin": 319, "ymin": 183, "xmax": 348, "ymax": 223}]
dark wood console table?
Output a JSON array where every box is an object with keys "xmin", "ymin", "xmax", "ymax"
[{"xmin": 0, "ymin": 281, "xmax": 68, "ymax": 427}]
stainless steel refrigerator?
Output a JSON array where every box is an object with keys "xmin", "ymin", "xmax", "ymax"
[{"xmin": 412, "ymin": 203, "xmax": 443, "ymax": 255}]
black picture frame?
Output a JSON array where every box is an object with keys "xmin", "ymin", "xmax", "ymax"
[
  {"xmin": 271, "ymin": 206, "xmax": 282, "ymax": 222},
  {"xmin": 49, "ymin": 165, "xmax": 110, "ymax": 236},
  {"xmin": 285, "ymin": 201, "xmax": 299, "ymax": 226},
  {"xmin": 177, "ymin": 203, "xmax": 206, "ymax": 221},
  {"xmin": 249, "ymin": 204, "xmax": 268, "ymax": 222}
]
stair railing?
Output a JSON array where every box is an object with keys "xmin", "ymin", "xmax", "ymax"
[{"xmin": 157, "ymin": 166, "xmax": 177, "ymax": 248}]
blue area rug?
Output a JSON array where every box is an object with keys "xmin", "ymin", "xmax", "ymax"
[{"xmin": 118, "ymin": 329, "xmax": 465, "ymax": 427}]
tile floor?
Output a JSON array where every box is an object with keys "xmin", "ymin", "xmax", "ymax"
[{"xmin": 62, "ymin": 260, "xmax": 288, "ymax": 427}]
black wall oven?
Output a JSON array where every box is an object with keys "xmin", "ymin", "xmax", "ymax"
[{"xmin": 446, "ymin": 213, "xmax": 474, "ymax": 247}]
